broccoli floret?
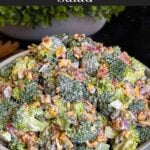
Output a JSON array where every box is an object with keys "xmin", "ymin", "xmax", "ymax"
[
  {"xmin": 13, "ymin": 104, "xmax": 48, "ymax": 132},
  {"xmin": 8, "ymin": 138, "xmax": 26, "ymax": 150},
  {"xmin": 0, "ymin": 64, "xmax": 12, "ymax": 78},
  {"xmin": 97, "ymin": 78, "xmax": 112, "ymax": 93},
  {"xmin": 113, "ymin": 87, "xmax": 131, "ymax": 104},
  {"xmin": 11, "ymin": 56, "xmax": 37, "ymax": 79},
  {"xmin": 113, "ymin": 88, "xmax": 125, "ymax": 101},
  {"xmin": 0, "ymin": 99, "xmax": 18, "ymax": 130},
  {"xmin": 98, "ymin": 113, "xmax": 109, "ymax": 127},
  {"xmin": 136, "ymin": 126, "xmax": 150, "ymax": 144},
  {"xmin": 82, "ymin": 52, "xmax": 100, "ymax": 75},
  {"xmin": 109, "ymin": 59, "xmax": 127, "ymax": 80},
  {"xmin": 128, "ymin": 100, "xmax": 145, "ymax": 114},
  {"xmin": 97, "ymin": 92, "xmax": 115, "ymax": 117},
  {"xmin": 57, "ymin": 75, "xmax": 86, "ymax": 102},
  {"xmin": 68, "ymin": 39, "xmax": 81, "ymax": 47},
  {"xmin": 102, "ymin": 46, "xmax": 121, "ymax": 64},
  {"xmin": 131, "ymin": 58, "xmax": 145, "ymax": 79},
  {"xmin": 113, "ymin": 125, "xmax": 139, "ymax": 150},
  {"xmin": 37, "ymin": 36, "xmax": 64, "ymax": 62},
  {"xmin": 38, "ymin": 127, "xmax": 52, "ymax": 147},
  {"xmin": 124, "ymin": 58, "xmax": 145, "ymax": 84},
  {"xmin": 124, "ymin": 67, "xmax": 139, "ymax": 84},
  {"xmin": 102, "ymin": 48, "xmax": 127, "ymax": 80},
  {"xmin": 66, "ymin": 49, "xmax": 78, "ymax": 62},
  {"xmin": 66, "ymin": 121, "xmax": 100, "ymax": 143},
  {"xmin": 50, "ymin": 100, "xmax": 100, "ymax": 144},
  {"xmin": 42, "ymin": 76, "xmax": 56, "ymax": 96},
  {"xmin": 38, "ymin": 49, "xmax": 56, "ymax": 62},
  {"xmin": 87, "ymin": 78, "xmax": 115, "ymax": 116},
  {"xmin": 12, "ymin": 81, "xmax": 39, "ymax": 103},
  {"xmin": 54, "ymin": 34, "xmax": 81, "ymax": 47}
]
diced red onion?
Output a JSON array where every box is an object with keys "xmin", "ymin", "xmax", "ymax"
[{"xmin": 121, "ymin": 120, "xmax": 130, "ymax": 130}]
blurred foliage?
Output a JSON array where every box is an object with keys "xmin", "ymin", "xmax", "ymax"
[{"xmin": 0, "ymin": 6, "xmax": 125, "ymax": 28}]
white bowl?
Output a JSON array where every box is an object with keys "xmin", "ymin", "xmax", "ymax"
[{"xmin": 0, "ymin": 16, "xmax": 106, "ymax": 40}]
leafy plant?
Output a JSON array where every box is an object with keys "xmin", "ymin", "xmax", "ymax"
[{"xmin": 0, "ymin": 6, "xmax": 125, "ymax": 28}]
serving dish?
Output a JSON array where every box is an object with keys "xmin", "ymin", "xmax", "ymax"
[
  {"xmin": 0, "ymin": 16, "xmax": 106, "ymax": 40},
  {"xmin": 0, "ymin": 35, "xmax": 150, "ymax": 150}
]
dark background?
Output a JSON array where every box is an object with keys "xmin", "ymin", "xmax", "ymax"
[
  {"xmin": 92, "ymin": 6, "xmax": 150, "ymax": 67},
  {"xmin": 0, "ymin": 6, "xmax": 150, "ymax": 67}
]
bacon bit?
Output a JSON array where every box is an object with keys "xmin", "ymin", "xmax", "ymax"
[
  {"xmin": 97, "ymin": 64, "xmax": 109, "ymax": 78},
  {"xmin": 52, "ymin": 95, "xmax": 61, "ymax": 102},
  {"xmin": 85, "ymin": 44, "xmax": 100, "ymax": 53},
  {"xmin": 72, "ymin": 69, "xmax": 85, "ymax": 81},
  {"xmin": 136, "ymin": 80, "xmax": 145, "ymax": 89},
  {"xmin": 118, "ymin": 52, "xmax": 131, "ymax": 64},
  {"xmin": 139, "ymin": 120, "xmax": 150, "ymax": 126},
  {"xmin": 87, "ymin": 84, "xmax": 95, "ymax": 93},
  {"xmin": 56, "ymin": 46, "xmax": 66, "ymax": 58},
  {"xmin": 83, "ymin": 112, "xmax": 95, "ymax": 122},
  {"xmin": 140, "ymin": 85, "xmax": 150, "ymax": 95},
  {"xmin": 67, "ymin": 111, "xmax": 74, "ymax": 117},
  {"xmin": 138, "ymin": 112, "xmax": 147, "ymax": 121},
  {"xmin": 59, "ymin": 133, "xmax": 73, "ymax": 149},
  {"xmin": 73, "ymin": 47, "xmax": 83, "ymax": 59},
  {"xmin": 41, "ymin": 94, "xmax": 51, "ymax": 104},
  {"xmin": 27, "ymin": 72, "xmax": 33, "ymax": 80},
  {"xmin": 28, "ymin": 146, "xmax": 38, "ymax": 150},
  {"xmin": 124, "ymin": 83, "xmax": 134, "ymax": 96},
  {"xmin": 73, "ymin": 34, "xmax": 85, "ymax": 41},
  {"xmin": 115, "ymin": 83, "xmax": 122, "ymax": 88},
  {"xmin": 96, "ymin": 43, "xmax": 104, "ymax": 52},
  {"xmin": 112, "ymin": 78, "xmax": 119, "ymax": 85},
  {"xmin": 107, "ymin": 47, "xmax": 114, "ymax": 54},
  {"xmin": 20, "ymin": 132, "xmax": 37, "ymax": 150},
  {"xmin": 121, "ymin": 130, "xmax": 131, "ymax": 138},
  {"xmin": 111, "ymin": 118, "xmax": 122, "ymax": 130},
  {"xmin": 86, "ymin": 140, "xmax": 98, "ymax": 148},
  {"xmin": 83, "ymin": 101, "xmax": 96, "ymax": 114},
  {"xmin": 24, "ymin": 70, "xmax": 33, "ymax": 80},
  {"xmin": 97, "ymin": 129, "xmax": 107, "ymax": 142},
  {"xmin": 134, "ymin": 86, "xmax": 140, "ymax": 97},
  {"xmin": 51, "ymin": 131, "xmax": 61, "ymax": 140},
  {"xmin": 41, "ymin": 36, "xmax": 52, "ymax": 49},
  {"xmin": 58, "ymin": 59, "xmax": 71, "ymax": 68}
]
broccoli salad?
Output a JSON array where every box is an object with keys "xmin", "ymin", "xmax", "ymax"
[{"xmin": 0, "ymin": 34, "xmax": 149, "ymax": 150}]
